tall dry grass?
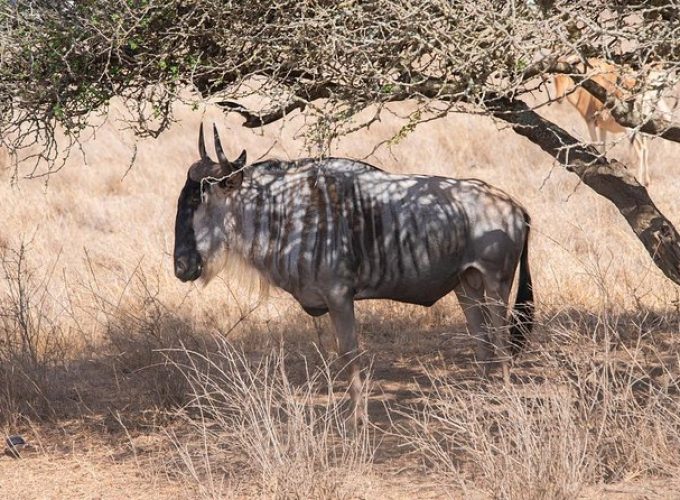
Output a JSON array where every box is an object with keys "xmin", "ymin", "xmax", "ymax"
[
  {"xmin": 0, "ymin": 241, "xmax": 70, "ymax": 425},
  {"xmin": 398, "ymin": 327, "xmax": 680, "ymax": 499},
  {"xmin": 164, "ymin": 342, "xmax": 376, "ymax": 499}
]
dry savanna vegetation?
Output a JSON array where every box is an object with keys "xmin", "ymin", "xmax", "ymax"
[
  {"xmin": 3, "ymin": 1, "xmax": 680, "ymax": 499},
  {"xmin": 0, "ymin": 92, "xmax": 679, "ymax": 498}
]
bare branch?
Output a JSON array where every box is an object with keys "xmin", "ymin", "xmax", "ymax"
[
  {"xmin": 488, "ymin": 96, "xmax": 680, "ymax": 285},
  {"xmin": 217, "ymin": 100, "xmax": 308, "ymax": 128}
]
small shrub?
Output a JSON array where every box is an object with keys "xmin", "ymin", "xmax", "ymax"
[
  {"xmin": 0, "ymin": 243, "xmax": 67, "ymax": 424},
  {"xmin": 399, "ymin": 317, "xmax": 680, "ymax": 500}
]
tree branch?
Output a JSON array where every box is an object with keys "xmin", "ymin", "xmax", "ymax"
[
  {"xmin": 216, "ymin": 83, "xmax": 342, "ymax": 128},
  {"xmin": 488, "ymin": 97, "xmax": 680, "ymax": 285},
  {"xmin": 217, "ymin": 100, "xmax": 308, "ymax": 128}
]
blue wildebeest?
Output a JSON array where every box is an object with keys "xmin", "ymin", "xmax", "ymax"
[{"xmin": 174, "ymin": 124, "xmax": 534, "ymax": 421}]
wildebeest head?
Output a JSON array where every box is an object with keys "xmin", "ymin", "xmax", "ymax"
[{"xmin": 173, "ymin": 124, "xmax": 246, "ymax": 282}]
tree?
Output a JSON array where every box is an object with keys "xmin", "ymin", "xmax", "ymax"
[{"xmin": 1, "ymin": 1, "xmax": 680, "ymax": 283}]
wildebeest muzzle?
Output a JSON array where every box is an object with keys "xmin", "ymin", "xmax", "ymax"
[{"xmin": 174, "ymin": 250, "xmax": 203, "ymax": 282}]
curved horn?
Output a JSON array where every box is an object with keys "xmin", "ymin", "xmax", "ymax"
[
  {"xmin": 198, "ymin": 123, "xmax": 207, "ymax": 160},
  {"xmin": 233, "ymin": 150, "xmax": 247, "ymax": 169},
  {"xmin": 213, "ymin": 124, "xmax": 229, "ymax": 166}
]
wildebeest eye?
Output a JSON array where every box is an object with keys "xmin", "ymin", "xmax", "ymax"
[
  {"xmin": 218, "ymin": 179, "xmax": 228, "ymax": 189},
  {"xmin": 199, "ymin": 182, "xmax": 209, "ymax": 201}
]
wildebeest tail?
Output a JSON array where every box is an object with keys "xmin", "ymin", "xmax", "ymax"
[{"xmin": 509, "ymin": 211, "xmax": 534, "ymax": 354}]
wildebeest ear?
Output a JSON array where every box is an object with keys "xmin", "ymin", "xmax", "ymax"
[
  {"xmin": 233, "ymin": 150, "xmax": 247, "ymax": 169},
  {"xmin": 218, "ymin": 171, "xmax": 243, "ymax": 190},
  {"xmin": 217, "ymin": 149, "xmax": 245, "ymax": 189}
]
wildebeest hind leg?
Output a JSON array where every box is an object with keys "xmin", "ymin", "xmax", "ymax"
[
  {"xmin": 454, "ymin": 269, "xmax": 493, "ymax": 377},
  {"xmin": 483, "ymin": 277, "xmax": 513, "ymax": 384}
]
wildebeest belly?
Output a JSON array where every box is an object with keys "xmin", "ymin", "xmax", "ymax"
[{"xmin": 353, "ymin": 248, "xmax": 467, "ymax": 306}]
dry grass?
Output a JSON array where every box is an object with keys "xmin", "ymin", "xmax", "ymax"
[
  {"xmin": 0, "ymin": 242, "xmax": 68, "ymax": 425},
  {"xmin": 164, "ymin": 342, "xmax": 376, "ymax": 499},
  {"xmin": 397, "ymin": 320, "xmax": 680, "ymax": 499},
  {"xmin": 1, "ymin": 87, "xmax": 680, "ymax": 498}
]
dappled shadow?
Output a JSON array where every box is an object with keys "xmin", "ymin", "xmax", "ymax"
[
  {"xmin": 534, "ymin": 305, "xmax": 680, "ymax": 343},
  {"xmin": 4, "ymin": 301, "xmax": 680, "ymax": 463}
]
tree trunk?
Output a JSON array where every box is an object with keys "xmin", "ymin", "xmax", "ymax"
[{"xmin": 489, "ymin": 97, "xmax": 680, "ymax": 286}]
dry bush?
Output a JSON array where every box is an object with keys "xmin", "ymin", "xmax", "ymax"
[
  {"xmin": 0, "ymin": 242, "xmax": 68, "ymax": 425},
  {"xmin": 565, "ymin": 345, "xmax": 680, "ymax": 482},
  {"xmin": 400, "ymin": 375, "xmax": 591, "ymax": 499},
  {"xmin": 398, "ymin": 312, "xmax": 680, "ymax": 500},
  {"xmin": 82, "ymin": 266, "xmax": 214, "ymax": 410},
  {"xmin": 164, "ymin": 340, "xmax": 376, "ymax": 499}
]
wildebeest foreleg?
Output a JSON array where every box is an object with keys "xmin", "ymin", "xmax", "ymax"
[
  {"xmin": 312, "ymin": 316, "xmax": 337, "ymax": 361},
  {"xmin": 326, "ymin": 293, "xmax": 365, "ymax": 424}
]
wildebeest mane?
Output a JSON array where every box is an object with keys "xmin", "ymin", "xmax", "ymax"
[{"xmin": 248, "ymin": 157, "xmax": 385, "ymax": 175}]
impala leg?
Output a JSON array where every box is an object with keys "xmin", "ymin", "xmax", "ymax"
[
  {"xmin": 327, "ymin": 293, "xmax": 365, "ymax": 425},
  {"xmin": 483, "ymin": 278, "xmax": 513, "ymax": 384},
  {"xmin": 599, "ymin": 128, "xmax": 609, "ymax": 154},
  {"xmin": 454, "ymin": 269, "xmax": 493, "ymax": 376},
  {"xmin": 642, "ymin": 135, "xmax": 649, "ymax": 186},
  {"xmin": 633, "ymin": 134, "xmax": 649, "ymax": 186},
  {"xmin": 586, "ymin": 121, "xmax": 601, "ymax": 150}
]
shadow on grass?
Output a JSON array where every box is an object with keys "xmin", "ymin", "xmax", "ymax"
[{"xmin": 4, "ymin": 301, "xmax": 679, "ymax": 448}]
